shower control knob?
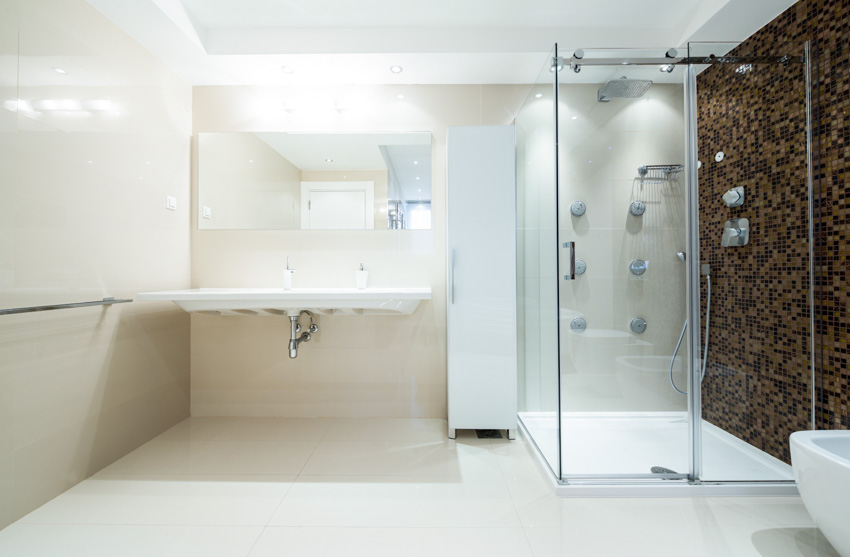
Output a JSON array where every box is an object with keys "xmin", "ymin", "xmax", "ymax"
[
  {"xmin": 570, "ymin": 201, "xmax": 586, "ymax": 217},
  {"xmin": 630, "ymin": 318, "xmax": 647, "ymax": 334},
  {"xmin": 570, "ymin": 317, "xmax": 587, "ymax": 332},
  {"xmin": 629, "ymin": 201, "xmax": 646, "ymax": 216},
  {"xmin": 575, "ymin": 260, "xmax": 586, "ymax": 275},
  {"xmin": 629, "ymin": 259, "xmax": 648, "ymax": 275}
]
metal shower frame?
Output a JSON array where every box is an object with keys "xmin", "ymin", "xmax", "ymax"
[{"xmin": 539, "ymin": 42, "xmax": 816, "ymax": 494}]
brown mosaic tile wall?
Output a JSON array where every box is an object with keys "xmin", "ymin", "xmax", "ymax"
[{"xmin": 696, "ymin": 0, "xmax": 850, "ymax": 465}]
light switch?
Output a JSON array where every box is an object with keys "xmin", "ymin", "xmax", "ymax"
[
  {"xmin": 202, "ymin": 206, "xmax": 212, "ymax": 219},
  {"xmin": 166, "ymin": 195, "xmax": 177, "ymax": 211}
]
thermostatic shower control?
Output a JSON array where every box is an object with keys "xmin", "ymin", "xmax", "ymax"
[
  {"xmin": 721, "ymin": 218, "xmax": 750, "ymax": 247},
  {"xmin": 630, "ymin": 318, "xmax": 647, "ymax": 333}
]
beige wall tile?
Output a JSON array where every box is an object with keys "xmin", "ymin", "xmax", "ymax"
[{"xmin": 0, "ymin": 0, "xmax": 192, "ymax": 528}]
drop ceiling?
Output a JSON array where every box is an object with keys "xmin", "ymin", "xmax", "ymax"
[{"xmin": 87, "ymin": 0, "xmax": 798, "ymax": 86}]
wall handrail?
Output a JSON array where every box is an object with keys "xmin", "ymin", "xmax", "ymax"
[{"xmin": 0, "ymin": 297, "xmax": 133, "ymax": 316}]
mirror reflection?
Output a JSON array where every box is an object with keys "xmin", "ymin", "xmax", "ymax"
[{"xmin": 198, "ymin": 132, "xmax": 432, "ymax": 230}]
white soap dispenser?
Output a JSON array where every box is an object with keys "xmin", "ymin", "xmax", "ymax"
[
  {"xmin": 284, "ymin": 257, "xmax": 295, "ymax": 290},
  {"xmin": 355, "ymin": 263, "xmax": 368, "ymax": 289}
]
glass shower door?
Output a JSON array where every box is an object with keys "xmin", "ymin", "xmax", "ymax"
[{"xmin": 556, "ymin": 50, "xmax": 690, "ymax": 479}]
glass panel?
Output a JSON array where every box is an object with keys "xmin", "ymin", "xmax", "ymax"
[
  {"xmin": 557, "ymin": 49, "xmax": 689, "ymax": 478},
  {"xmin": 516, "ymin": 45, "xmax": 561, "ymax": 478},
  {"xmin": 689, "ymin": 42, "xmax": 811, "ymax": 482}
]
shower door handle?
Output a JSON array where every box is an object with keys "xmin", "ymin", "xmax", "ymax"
[
  {"xmin": 450, "ymin": 249, "xmax": 455, "ymax": 304},
  {"xmin": 563, "ymin": 241, "xmax": 575, "ymax": 280}
]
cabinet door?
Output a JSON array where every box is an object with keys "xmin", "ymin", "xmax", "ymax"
[{"xmin": 447, "ymin": 126, "xmax": 517, "ymax": 430}]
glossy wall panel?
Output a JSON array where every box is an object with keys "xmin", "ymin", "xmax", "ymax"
[{"xmin": 0, "ymin": 0, "xmax": 191, "ymax": 528}]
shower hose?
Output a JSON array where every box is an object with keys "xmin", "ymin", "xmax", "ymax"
[{"xmin": 669, "ymin": 274, "xmax": 710, "ymax": 395}]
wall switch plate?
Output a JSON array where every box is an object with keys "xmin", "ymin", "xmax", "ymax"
[
  {"xmin": 202, "ymin": 206, "xmax": 212, "ymax": 219},
  {"xmin": 165, "ymin": 195, "xmax": 177, "ymax": 211}
]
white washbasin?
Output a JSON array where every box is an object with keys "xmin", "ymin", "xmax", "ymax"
[
  {"xmin": 137, "ymin": 287, "xmax": 431, "ymax": 316},
  {"xmin": 790, "ymin": 430, "xmax": 850, "ymax": 556}
]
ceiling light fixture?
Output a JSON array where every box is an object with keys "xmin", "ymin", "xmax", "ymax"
[
  {"xmin": 397, "ymin": 94, "xmax": 404, "ymax": 99},
  {"xmin": 53, "ymin": 67, "xmax": 67, "ymax": 74},
  {"xmin": 248, "ymin": 159, "xmax": 254, "ymax": 163},
  {"xmin": 413, "ymin": 161, "xmax": 418, "ymax": 165},
  {"xmin": 280, "ymin": 66, "xmax": 294, "ymax": 74},
  {"xmin": 325, "ymin": 158, "xmax": 333, "ymax": 163},
  {"xmin": 390, "ymin": 65, "xmax": 403, "ymax": 74},
  {"xmin": 416, "ymin": 176, "xmax": 420, "ymax": 180},
  {"xmin": 535, "ymin": 93, "xmax": 543, "ymax": 98}
]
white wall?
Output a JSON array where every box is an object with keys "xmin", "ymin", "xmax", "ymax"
[
  {"xmin": 190, "ymin": 84, "xmax": 529, "ymax": 418},
  {"xmin": 0, "ymin": 0, "xmax": 192, "ymax": 528}
]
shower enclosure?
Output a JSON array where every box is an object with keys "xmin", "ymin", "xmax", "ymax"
[{"xmin": 516, "ymin": 43, "xmax": 815, "ymax": 491}]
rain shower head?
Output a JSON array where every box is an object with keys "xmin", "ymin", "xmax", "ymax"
[{"xmin": 598, "ymin": 77, "xmax": 653, "ymax": 102}]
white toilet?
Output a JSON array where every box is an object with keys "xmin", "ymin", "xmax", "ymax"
[{"xmin": 790, "ymin": 430, "xmax": 850, "ymax": 556}]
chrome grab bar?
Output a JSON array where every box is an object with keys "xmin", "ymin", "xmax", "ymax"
[
  {"xmin": 563, "ymin": 242, "xmax": 575, "ymax": 280},
  {"xmin": 0, "ymin": 297, "xmax": 133, "ymax": 316}
]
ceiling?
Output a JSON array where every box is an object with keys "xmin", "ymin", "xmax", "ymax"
[{"xmin": 87, "ymin": 0, "xmax": 798, "ymax": 86}]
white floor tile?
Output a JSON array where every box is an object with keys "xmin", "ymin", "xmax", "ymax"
[
  {"xmin": 321, "ymin": 418, "xmax": 449, "ymax": 442},
  {"xmin": 268, "ymin": 475, "xmax": 522, "ymax": 528},
  {"xmin": 0, "ymin": 523, "xmax": 262, "ymax": 557},
  {"xmin": 247, "ymin": 527, "xmax": 534, "ymax": 557},
  {"xmin": 158, "ymin": 417, "xmax": 334, "ymax": 442},
  {"xmin": 19, "ymin": 475, "xmax": 295, "ymax": 526},
  {"xmin": 1, "ymin": 416, "xmax": 831, "ymax": 557},
  {"xmin": 302, "ymin": 439, "xmax": 503, "ymax": 477},
  {"xmin": 101, "ymin": 439, "xmax": 318, "ymax": 475}
]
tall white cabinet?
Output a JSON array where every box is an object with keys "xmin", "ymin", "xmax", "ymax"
[{"xmin": 446, "ymin": 125, "xmax": 517, "ymax": 440}]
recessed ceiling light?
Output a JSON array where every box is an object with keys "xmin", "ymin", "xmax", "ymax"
[
  {"xmin": 397, "ymin": 94, "xmax": 404, "ymax": 99},
  {"xmin": 415, "ymin": 176, "xmax": 420, "ymax": 180},
  {"xmin": 248, "ymin": 159, "xmax": 254, "ymax": 163},
  {"xmin": 535, "ymin": 93, "xmax": 543, "ymax": 98},
  {"xmin": 571, "ymin": 116, "xmax": 578, "ymax": 120},
  {"xmin": 418, "ymin": 188, "xmax": 421, "ymax": 192},
  {"xmin": 325, "ymin": 158, "xmax": 333, "ymax": 163},
  {"xmin": 145, "ymin": 161, "xmax": 151, "ymax": 165},
  {"xmin": 280, "ymin": 66, "xmax": 294, "ymax": 74},
  {"xmin": 390, "ymin": 65, "xmax": 403, "ymax": 74},
  {"xmin": 53, "ymin": 67, "xmax": 67, "ymax": 74},
  {"xmin": 87, "ymin": 160, "xmax": 93, "ymax": 164},
  {"xmin": 413, "ymin": 161, "xmax": 418, "ymax": 165}
]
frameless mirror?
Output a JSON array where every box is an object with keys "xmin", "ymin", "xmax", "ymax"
[{"xmin": 198, "ymin": 132, "xmax": 432, "ymax": 230}]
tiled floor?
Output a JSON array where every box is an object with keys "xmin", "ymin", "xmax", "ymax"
[{"xmin": 0, "ymin": 417, "xmax": 840, "ymax": 556}]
